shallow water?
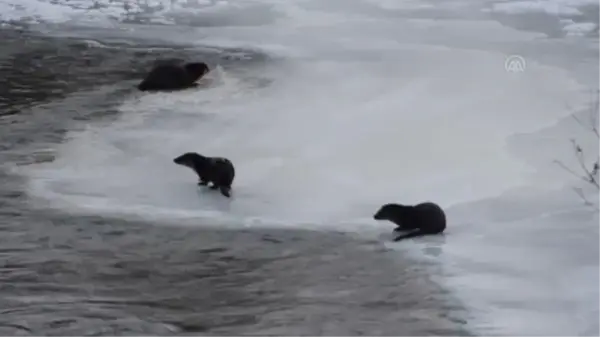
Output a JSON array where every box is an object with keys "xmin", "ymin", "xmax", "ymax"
[{"xmin": 0, "ymin": 30, "xmax": 473, "ymax": 336}]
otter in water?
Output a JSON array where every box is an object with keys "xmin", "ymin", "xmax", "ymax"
[
  {"xmin": 173, "ymin": 152, "xmax": 235, "ymax": 198},
  {"xmin": 137, "ymin": 62, "xmax": 209, "ymax": 92},
  {"xmin": 373, "ymin": 202, "xmax": 446, "ymax": 242}
]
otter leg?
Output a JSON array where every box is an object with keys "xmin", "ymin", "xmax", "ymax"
[
  {"xmin": 393, "ymin": 229, "xmax": 428, "ymax": 242},
  {"xmin": 209, "ymin": 183, "xmax": 220, "ymax": 190},
  {"xmin": 197, "ymin": 174, "xmax": 210, "ymax": 186}
]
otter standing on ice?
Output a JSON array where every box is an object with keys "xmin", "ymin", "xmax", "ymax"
[
  {"xmin": 137, "ymin": 62, "xmax": 209, "ymax": 92},
  {"xmin": 173, "ymin": 152, "xmax": 235, "ymax": 198},
  {"xmin": 373, "ymin": 201, "xmax": 446, "ymax": 242}
]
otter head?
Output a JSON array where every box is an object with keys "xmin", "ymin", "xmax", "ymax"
[
  {"xmin": 184, "ymin": 62, "xmax": 209, "ymax": 82},
  {"xmin": 373, "ymin": 203, "xmax": 411, "ymax": 223},
  {"xmin": 173, "ymin": 152, "xmax": 208, "ymax": 170}
]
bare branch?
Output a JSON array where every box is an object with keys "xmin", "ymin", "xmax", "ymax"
[
  {"xmin": 553, "ymin": 159, "xmax": 596, "ymax": 186},
  {"xmin": 553, "ymin": 90, "xmax": 600, "ymax": 208}
]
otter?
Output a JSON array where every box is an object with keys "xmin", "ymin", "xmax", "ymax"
[
  {"xmin": 173, "ymin": 152, "xmax": 235, "ymax": 198},
  {"xmin": 373, "ymin": 201, "xmax": 446, "ymax": 242},
  {"xmin": 137, "ymin": 62, "xmax": 209, "ymax": 92}
]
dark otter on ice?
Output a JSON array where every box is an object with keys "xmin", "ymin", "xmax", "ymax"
[
  {"xmin": 373, "ymin": 201, "xmax": 446, "ymax": 242},
  {"xmin": 137, "ymin": 62, "xmax": 209, "ymax": 92},
  {"xmin": 173, "ymin": 152, "xmax": 235, "ymax": 198}
]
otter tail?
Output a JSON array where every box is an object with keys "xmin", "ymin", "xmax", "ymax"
[
  {"xmin": 392, "ymin": 229, "xmax": 431, "ymax": 242},
  {"xmin": 219, "ymin": 186, "xmax": 231, "ymax": 198}
]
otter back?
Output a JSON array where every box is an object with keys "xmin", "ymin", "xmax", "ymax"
[
  {"xmin": 138, "ymin": 65, "xmax": 194, "ymax": 91},
  {"xmin": 413, "ymin": 202, "xmax": 446, "ymax": 233}
]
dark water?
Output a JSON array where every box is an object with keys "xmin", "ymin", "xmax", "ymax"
[{"xmin": 0, "ymin": 28, "xmax": 470, "ymax": 335}]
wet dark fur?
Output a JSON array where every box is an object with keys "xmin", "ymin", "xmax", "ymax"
[
  {"xmin": 137, "ymin": 62, "xmax": 209, "ymax": 92},
  {"xmin": 373, "ymin": 202, "xmax": 446, "ymax": 242},
  {"xmin": 173, "ymin": 152, "xmax": 235, "ymax": 198}
]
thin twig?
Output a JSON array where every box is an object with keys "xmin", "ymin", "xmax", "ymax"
[
  {"xmin": 552, "ymin": 91, "xmax": 600, "ymax": 209},
  {"xmin": 553, "ymin": 159, "xmax": 596, "ymax": 186}
]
